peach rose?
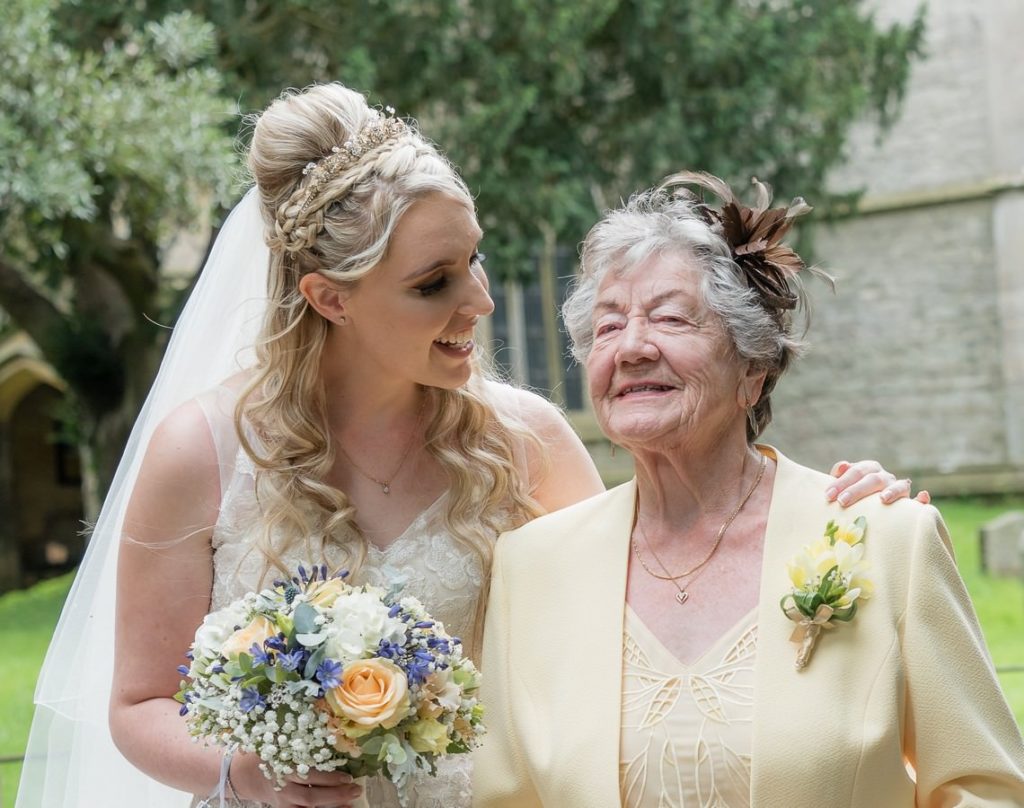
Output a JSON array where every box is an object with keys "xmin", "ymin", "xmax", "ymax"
[
  {"xmin": 220, "ymin": 614, "xmax": 277, "ymax": 659},
  {"xmin": 325, "ymin": 658, "xmax": 410, "ymax": 729},
  {"xmin": 307, "ymin": 577, "xmax": 349, "ymax": 608}
]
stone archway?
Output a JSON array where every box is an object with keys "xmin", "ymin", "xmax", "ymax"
[{"xmin": 0, "ymin": 341, "xmax": 85, "ymax": 590}]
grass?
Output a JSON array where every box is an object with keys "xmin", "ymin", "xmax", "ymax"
[
  {"xmin": 0, "ymin": 496, "xmax": 1022, "ymax": 805},
  {"xmin": 937, "ymin": 496, "xmax": 1024, "ymax": 723},
  {"xmin": 0, "ymin": 572, "xmax": 74, "ymax": 807}
]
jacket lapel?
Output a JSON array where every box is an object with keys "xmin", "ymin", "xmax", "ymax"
[
  {"xmin": 556, "ymin": 480, "xmax": 636, "ymax": 808},
  {"xmin": 749, "ymin": 448, "xmax": 861, "ymax": 806}
]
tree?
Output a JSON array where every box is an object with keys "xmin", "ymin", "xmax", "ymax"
[
  {"xmin": 0, "ymin": 0, "xmax": 237, "ymax": 514},
  {"xmin": 56, "ymin": 0, "xmax": 924, "ymax": 269}
]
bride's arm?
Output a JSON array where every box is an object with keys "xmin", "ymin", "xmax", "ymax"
[
  {"xmin": 109, "ymin": 401, "xmax": 360, "ymax": 806},
  {"xmin": 109, "ymin": 399, "xmax": 225, "ymax": 794}
]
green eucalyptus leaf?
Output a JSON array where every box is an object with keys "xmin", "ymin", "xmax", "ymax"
[{"xmin": 293, "ymin": 602, "xmax": 319, "ymax": 636}]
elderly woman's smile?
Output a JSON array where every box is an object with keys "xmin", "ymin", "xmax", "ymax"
[{"xmin": 586, "ymin": 253, "xmax": 753, "ymax": 450}]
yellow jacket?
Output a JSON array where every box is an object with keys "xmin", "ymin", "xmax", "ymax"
[{"xmin": 473, "ymin": 448, "xmax": 1024, "ymax": 807}]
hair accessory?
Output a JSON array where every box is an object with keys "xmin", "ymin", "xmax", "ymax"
[
  {"xmin": 661, "ymin": 170, "xmax": 816, "ymax": 311},
  {"xmin": 296, "ymin": 108, "xmax": 409, "ymax": 218}
]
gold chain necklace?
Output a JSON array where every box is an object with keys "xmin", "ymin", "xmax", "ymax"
[
  {"xmin": 632, "ymin": 453, "xmax": 766, "ymax": 604},
  {"xmin": 336, "ymin": 396, "xmax": 425, "ymax": 495}
]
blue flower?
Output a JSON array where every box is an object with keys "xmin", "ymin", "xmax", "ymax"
[
  {"xmin": 250, "ymin": 642, "xmax": 272, "ymax": 666},
  {"xmin": 414, "ymin": 620, "xmax": 434, "ymax": 629},
  {"xmin": 316, "ymin": 659, "xmax": 344, "ymax": 690},
  {"xmin": 377, "ymin": 639, "xmax": 404, "ymax": 661},
  {"xmin": 239, "ymin": 687, "xmax": 265, "ymax": 713},
  {"xmin": 388, "ymin": 603, "xmax": 402, "ymax": 619},
  {"xmin": 265, "ymin": 633, "xmax": 288, "ymax": 652},
  {"xmin": 278, "ymin": 649, "xmax": 305, "ymax": 672},
  {"xmin": 401, "ymin": 647, "xmax": 436, "ymax": 685},
  {"xmin": 426, "ymin": 637, "xmax": 450, "ymax": 654},
  {"xmin": 176, "ymin": 664, "xmax": 190, "ymax": 676}
]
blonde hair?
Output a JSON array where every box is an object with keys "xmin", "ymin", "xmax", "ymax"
[{"xmin": 235, "ymin": 83, "xmax": 543, "ymax": 654}]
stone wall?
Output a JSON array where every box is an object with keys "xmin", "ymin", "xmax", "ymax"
[{"xmin": 762, "ymin": 0, "xmax": 1024, "ymax": 493}]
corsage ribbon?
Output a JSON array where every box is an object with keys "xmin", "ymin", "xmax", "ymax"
[{"xmin": 782, "ymin": 601, "xmax": 836, "ymax": 670}]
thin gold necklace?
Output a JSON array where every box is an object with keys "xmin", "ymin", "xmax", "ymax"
[
  {"xmin": 632, "ymin": 453, "xmax": 766, "ymax": 604},
  {"xmin": 336, "ymin": 395, "xmax": 425, "ymax": 495}
]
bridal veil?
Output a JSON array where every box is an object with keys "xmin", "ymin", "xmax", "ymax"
[{"xmin": 17, "ymin": 189, "xmax": 269, "ymax": 807}]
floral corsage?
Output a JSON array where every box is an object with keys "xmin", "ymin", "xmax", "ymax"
[{"xmin": 780, "ymin": 516, "xmax": 873, "ymax": 670}]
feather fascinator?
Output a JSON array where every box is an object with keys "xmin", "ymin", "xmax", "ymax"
[{"xmin": 659, "ymin": 171, "xmax": 816, "ymax": 312}]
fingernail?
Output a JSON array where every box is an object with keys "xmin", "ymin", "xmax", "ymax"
[
  {"xmin": 825, "ymin": 486, "xmax": 837, "ymax": 501},
  {"xmin": 880, "ymin": 490, "xmax": 894, "ymax": 503},
  {"xmin": 837, "ymin": 492, "xmax": 852, "ymax": 506}
]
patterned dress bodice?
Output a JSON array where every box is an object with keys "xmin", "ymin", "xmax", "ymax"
[
  {"xmin": 620, "ymin": 606, "xmax": 757, "ymax": 808},
  {"xmin": 208, "ymin": 441, "xmax": 483, "ymax": 808}
]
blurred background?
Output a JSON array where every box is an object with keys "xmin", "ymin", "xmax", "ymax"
[{"xmin": 0, "ymin": 0, "xmax": 1021, "ymax": 802}]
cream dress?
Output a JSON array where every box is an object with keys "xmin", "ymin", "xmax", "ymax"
[
  {"xmin": 197, "ymin": 388, "xmax": 486, "ymax": 808},
  {"xmin": 620, "ymin": 606, "xmax": 757, "ymax": 808}
]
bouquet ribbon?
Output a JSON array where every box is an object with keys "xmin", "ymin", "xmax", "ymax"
[{"xmin": 783, "ymin": 602, "xmax": 835, "ymax": 670}]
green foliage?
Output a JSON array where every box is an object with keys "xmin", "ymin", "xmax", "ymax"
[
  {"xmin": 53, "ymin": 0, "xmax": 925, "ymax": 278},
  {"xmin": 0, "ymin": 0, "xmax": 237, "ymax": 273},
  {"xmin": 0, "ymin": 0, "xmax": 241, "ymax": 496}
]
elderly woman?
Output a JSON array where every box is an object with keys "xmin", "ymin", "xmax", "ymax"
[{"xmin": 472, "ymin": 173, "xmax": 1024, "ymax": 807}]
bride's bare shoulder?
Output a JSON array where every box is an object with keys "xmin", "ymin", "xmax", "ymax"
[
  {"xmin": 479, "ymin": 378, "xmax": 567, "ymax": 431},
  {"xmin": 148, "ymin": 370, "xmax": 253, "ymax": 469}
]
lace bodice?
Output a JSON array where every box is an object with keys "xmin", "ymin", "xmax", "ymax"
[
  {"xmin": 198, "ymin": 390, "xmax": 484, "ymax": 808},
  {"xmin": 211, "ymin": 448, "xmax": 483, "ymax": 653}
]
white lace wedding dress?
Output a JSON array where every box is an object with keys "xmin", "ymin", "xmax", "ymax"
[{"xmin": 200, "ymin": 389, "xmax": 484, "ymax": 808}]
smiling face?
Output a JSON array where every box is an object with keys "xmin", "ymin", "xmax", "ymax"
[
  {"xmin": 585, "ymin": 251, "xmax": 756, "ymax": 453},
  {"xmin": 336, "ymin": 193, "xmax": 494, "ymax": 390}
]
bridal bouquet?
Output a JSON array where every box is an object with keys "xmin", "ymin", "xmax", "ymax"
[{"xmin": 175, "ymin": 565, "xmax": 484, "ymax": 799}]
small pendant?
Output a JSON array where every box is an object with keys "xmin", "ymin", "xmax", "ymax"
[
  {"xmin": 675, "ymin": 590, "xmax": 689, "ymax": 605},
  {"xmin": 381, "ymin": 483, "xmax": 391, "ymax": 494}
]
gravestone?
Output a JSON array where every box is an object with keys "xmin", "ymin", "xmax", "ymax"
[{"xmin": 979, "ymin": 511, "xmax": 1024, "ymax": 577}]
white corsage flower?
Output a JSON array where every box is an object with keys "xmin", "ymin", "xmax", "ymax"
[{"xmin": 781, "ymin": 516, "xmax": 873, "ymax": 670}]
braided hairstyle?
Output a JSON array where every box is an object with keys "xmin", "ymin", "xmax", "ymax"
[{"xmin": 234, "ymin": 84, "xmax": 543, "ymax": 652}]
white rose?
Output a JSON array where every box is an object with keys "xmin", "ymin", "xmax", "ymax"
[
  {"xmin": 324, "ymin": 591, "xmax": 407, "ymax": 663},
  {"xmin": 194, "ymin": 603, "xmax": 249, "ymax": 658}
]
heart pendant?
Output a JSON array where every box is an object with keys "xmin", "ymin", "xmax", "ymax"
[{"xmin": 675, "ymin": 591, "xmax": 689, "ymax": 605}]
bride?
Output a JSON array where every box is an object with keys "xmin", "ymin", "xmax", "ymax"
[{"xmin": 17, "ymin": 82, "xmax": 916, "ymax": 808}]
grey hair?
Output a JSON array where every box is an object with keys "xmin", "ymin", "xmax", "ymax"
[{"xmin": 562, "ymin": 185, "xmax": 806, "ymax": 440}]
